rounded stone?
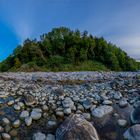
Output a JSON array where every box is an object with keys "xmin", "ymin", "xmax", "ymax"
[
  {"xmin": 82, "ymin": 113, "xmax": 91, "ymax": 121},
  {"xmin": 2, "ymin": 118, "xmax": 10, "ymax": 125},
  {"xmin": 7, "ymin": 100, "xmax": 14, "ymax": 106},
  {"xmin": 20, "ymin": 110, "xmax": 29, "ymax": 119},
  {"xmin": 2, "ymin": 133, "xmax": 11, "ymax": 140},
  {"xmin": 32, "ymin": 132, "xmax": 46, "ymax": 140},
  {"xmin": 92, "ymin": 105, "xmax": 113, "ymax": 118},
  {"xmin": 9, "ymin": 129, "xmax": 18, "ymax": 137},
  {"xmin": 13, "ymin": 120, "xmax": 20, "ymax": 128},
  {"xmin": 14, "ymin": 104, "xmax": 21, "ymax": 111},
  {"xmin": 56, "ymin": 111, "xmax": 64, "ymax": 117},
  {"xmin": 46, "ymin": 134, "xmax": 55, "ymax": 140},
  {"xmin": 64, "ymin": 108, "xmax": 71, "ymax": 115},
  {"xmin": 25, "ymin": 117, "xmax": 32, "ymax": 126},
  {"xmin": 31, "ymin": 110, "xmax": 42, "ymax": 120},
  {"xmin": 119, "ymin": 99, "xmax": 128, "ymax": 108},
  {"xmin": 117, "ymin": 119, "xmax": 127, "ymax": 127},
  {"xmin": 62, "ymin": 97, "xmax": 74, "ymax": 109}
]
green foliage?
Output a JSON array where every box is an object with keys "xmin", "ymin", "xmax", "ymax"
[{"xmin": 0, "ymin": 27, "xmax": 139, "ymax": 72}]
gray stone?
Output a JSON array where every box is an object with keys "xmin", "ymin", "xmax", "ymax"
[
  {"xmin": 25, "ymin": 117, "xmax": 32, "ymax": 126},
  {"xmin": 92, "ymin": 105, "xmax": 113, "ymax": 118},
  {"xmin": 13, "ymin": 120, "xmax": 20, "ymax": 128},
  {"xmin": 64, "ymin": 108, "xmax": 71, "ymax": 115},
  {"xmin": 31, "ymin": 110, "xmax": 42, "ymax": 120},
  {"xmin": 102, "ymin": 100, "xmax": 112, "ymax": 105},
  {"xmin": 20, "ymin": 110, "xmax": 29, "ymax": 119},
  {"xmin": 46, "ymin": 134, "xmax": 55, "ymax": 140},
  {"xmin": 14, "ymin": 104, "xmax": 21, "ymax": 111},
  {"xmin": 82, "ymin": 113, "xmax": 91, "ymax": 121},
  {"xmin": 117, "ymin": 119, "xmax": 127, "ymax": 127},
  {"xmin": 119, "ymin": 99, "xmax": 128, "ymax": 108},
  {"xmin": 123, "ymin": 124, "xmax": 140, "ymax": 140},
  {"xmin": 62, "ymin": 97, "xmax": 74, "ymax": 109},
  {"xmin": 47, "ymin": 120, "xmax": 57, "ymax": 128},
  {"xmin": 83, "ymin": 99, "xmax": 92, "ymax": 110},
  {"xmin": 32, "ymin": 132, "xmax": 46, "ymax": 140},
  {"xmin": 2, "ymin": 118, "xmax": 10, "ymax": 125},
  {"xmin": 2, "ymin": 133, "xmax": 11, "ymax": 140},
  {"xmin": 56, "ymin": 111, "xmax": 64, "ymax": 117},
  {"xmin": 131, "ymin": 105, "xmax": 140, "ymax": 124}
]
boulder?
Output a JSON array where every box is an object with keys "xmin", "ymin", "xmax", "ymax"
[
  {"xmin": 131, "ymin": 105, "xmax": 140, "ymax": 124},
  {"xmin": 123, "ymin": 124, "xmax": 140, "ymax": 140},
  {"xmin": 56, "ymin": 114, "xmax": 99, "ymax": 140}
]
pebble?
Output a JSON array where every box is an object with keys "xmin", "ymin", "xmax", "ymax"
[
  {"xmin": 14, "ymin": 104, "xmax": 21, "ymax": 111},
  {"xmin": 119, "ymin": 99, "xmax": 128, "ymax": 108},
  {"xmin": 2, "ymin": 118, "xmax": 10, "ymax": 125},
  {"xmin": 117, "ymin": 119, "xmax": 127, "ymax": 127},
  {"xmin": 46, "ymin": 134, "xmax": 55, "ymax": 140},
  {"xmin": 32, "ymin": 132, "xmax": 46, "ymax": 140},
  {"xmin": 25, "ymin": 117, "xmax": 32, "ymax": 126},
  {"xmin": 64, "ymin": 108, "xmax": 71, "ymax": 115},
  {"xmin": 56, "ymin": 111, "xmax": 64, "ymax": 117},
  {"xmin": 2, "ymin": 133, "xmax": 11, "ymax": 140},
  {"xmin": 20, "ymin": 110, "xmax": 29, "ymax": 119},
  {"xmin": 31, "ymin": 110, "xmax": 42, "ymax": 120},
  {"xmin": 7, "ymin": 100, "xmax": 14, "ymax": 106},
  {"xmin": 13, "ymin": 120, "xmax": 20, "ymax": 128}
]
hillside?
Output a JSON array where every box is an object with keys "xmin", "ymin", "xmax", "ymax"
[{"xmin": 0, "ymin": 27, "xmax": 139, "ymax": 72}]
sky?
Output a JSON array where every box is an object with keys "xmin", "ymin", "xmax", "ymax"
[{"xmin": 0, "ymin": 0, "xmax": 140, "ymax": 61}]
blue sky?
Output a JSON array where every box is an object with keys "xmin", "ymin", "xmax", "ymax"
[{"xmin": 0, "ymin": 0, "xmax": 140, "ymax": 61}]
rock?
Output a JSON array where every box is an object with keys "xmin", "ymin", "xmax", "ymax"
[
  {"xmin": 32, "ymin": 132, "xmax": 46, "ymax": 140},
  {"xmin": 102, "ymin": 100, "xmax": 112, "ymax": 105},
  {"xmin": 7, "ymin": 100, "xmax": 14, "ymax": 106},
  {"xmin": 25, "ymin": 117, "xmax": 32, "ymax": 126},
  {"xmin": 92, "ymin": 105, "xmax": 113, "ymax": 118},
  {"xmin": 0, "ymin": 126, "xmax": 4, "ymax": 132},
  {"xmin": 2, "ymin": 118, "xmax": 10, "ymax": 125},
  {"xmin": 9, "ymin": 129, "xmax": 18, "ymax": 137},
  {"xmin": 18, "ymin": 102, "xmax": 25, "ymax": 108},
  {"xmin": 13, "ymin": 120, "xmax": 20, "ymax": 128},
  {"xmin": 20, "ymin": 110, "xmax": 29, "ymax": 119},
  {"xmin": 23, "ymin": 94, "xmax": 38, "ymax": 107},
  {"xmin": 77, "ymin": 104, "xmax": 84, "ymax": 112},
  {"xmin": 131, "ymin": 105, "xmax": 140, "ymax": 124},
  {"xmin": 64, "ymin": 108, "xmax": 71, "ymax": 115},
  {"xmin": 46, "ymin": 134, "xmax": 55, "ymax": 140},
  {"xmin": 14, "ymin": 104, "xmax": 21, "ymax": 111},
  {"xmin": 47, "ymin": 120, "xmax": 57, "ymax": 128},
  {"xmin": 117, "ymin": 119, "xmax": 127, "ymax": 127},
  {"xmin": 119, "ymin": 99, "xmax": 128, "ymax": 108},
  {"xmin": 56, "ymin": 114, "xmax": 99, "ymax": 140},
  {"xmin": 31, "ymin": 110, "xmax": 42, "ymax": 120},
  {"xmin": 82, "ymin": 113, "xmax": 91, "ymax": 121},
  {"xmin": 123, "ymin": 124, "xmax": 140, "ymax": 140},
  {"xmin": 2, "ymin": 133, "xmax": 11, "ymax": 140},
  {"xmin": 62, "ymin": 97, "xmax": 74, "ymax": 109},
  {"xmin": 113, "ymin": 92, "xmax": 122, "ymax": 100},
  {"xmin": 56, "ymin": 111, "xmax": 64, "ymax": 117},
  {"xmin": 82, "ymin": 99, "xmax": 92, "ymax": 109},
  {"xmin": 42, "ymin": 105, "xmax": 49, "ymax": 111},
  {"xmin": 5, "ymin": 125, "xmax": 11, "ymax": 132}
]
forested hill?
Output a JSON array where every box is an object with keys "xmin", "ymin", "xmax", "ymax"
[{"xmin": 0, "ymin": 27, "xmax": 139, "ymax": 72}]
